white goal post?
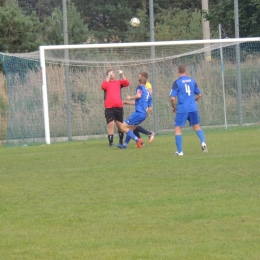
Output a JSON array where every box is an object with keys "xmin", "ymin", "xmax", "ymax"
[{"xmin": 39, "ymin": 37, "xmax": 260, "ymax": 144}]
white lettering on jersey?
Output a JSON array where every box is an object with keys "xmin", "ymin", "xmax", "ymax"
[
  {"xmin": 182, "ymin": 79, "xmax": 191, "ymax": 83},
  {"xmin": 185, "ymin": 84, "xmax": 191, "ymax": 96}
]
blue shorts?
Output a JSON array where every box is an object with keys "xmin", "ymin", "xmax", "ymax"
[
  {"xmin": 125, "ymin": 111, "xmax": 146, "ymax": 126},
  {"xmin": 174, "ymin": 111, "xmax": 200, "ymax": 127}
]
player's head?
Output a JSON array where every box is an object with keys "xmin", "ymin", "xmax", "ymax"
[
  {"xmin": 138, "ymin": 72, "xmax": 148, "ymax": 85},
  {"xmin": 106, "ymin": 70, "xmax": 115, "ymax": 80},
  {"xmin": 138, "ymin": 75, "xmax": 147, "ymax": 85},
  {"xmin": 178, "ymin": 64, "xmax": 186, "ymax": 75}
]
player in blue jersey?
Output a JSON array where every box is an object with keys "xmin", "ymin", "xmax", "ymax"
[
  {"xmin": 126, "ymin": 72, "xmax": 155, "ymax": 146},
  {"xmin": 116, "ymin": 75, "xmax": 151, "ymax": 149},
  {"xmin": 169, "ymin": 64, "xmax": 208, "ymax": 156}
]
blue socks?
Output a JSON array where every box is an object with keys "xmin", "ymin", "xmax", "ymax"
[
  {"xmin": 126, "ymin": 129, "xmax": 138, "ymax": 141},
  {"xmin": 196, "ymin": 129, "xmax": 206, "ymax": 143},
  {"xmin": 175, "ymin": 135, "xmax": 182, "ymax": 153},
  {"xmin": 123, "ymin": 135, "xmax": 131, "ymax": 147}
]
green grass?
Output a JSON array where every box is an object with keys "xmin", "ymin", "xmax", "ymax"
[{"xmin": 1, "ymin": 126, "xmax": 260, "ymax": 259}]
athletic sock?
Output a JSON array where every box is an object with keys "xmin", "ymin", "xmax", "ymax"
[
  {"xmin": 118, "ymin": 132, "xmax": 124, "ymax": 144},
  {"xmin": 108, "ymin": 135, "xmax": 113, "ymax": 146},
  {"xmin": 135, "ymin": 125, "xmax": 152, "ymax": 136},
  {"xmin": 175, "ymin": 134, "xmax": 182, "ymax": 153},
  {"xmin": 133, "ymin": 129, "xmax": 141, "ymax": 138},
  {"xmin": 123, "ymin": 135, "xmax": 131, "ymax": 147},
  {"xmin": 126, "ymin": 129, "xmax": 138, "ymax": 141},
  {"xmin": 196, "ymin": 129, "xmax": 206, "ymax": 143}
]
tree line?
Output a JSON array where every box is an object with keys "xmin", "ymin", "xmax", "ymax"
[{"xmin": 0, "ymin": 0, "xmax": 259, "ymax": 54}]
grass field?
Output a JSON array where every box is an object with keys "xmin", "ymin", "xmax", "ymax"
[{"xmin": 1, "ymin": 126, "xmax": 260, "ymax": 260}]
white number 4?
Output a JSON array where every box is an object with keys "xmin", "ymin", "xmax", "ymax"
[{"xmin": 185, "ymin": 84, "xmax": 191, "ymax": 96}]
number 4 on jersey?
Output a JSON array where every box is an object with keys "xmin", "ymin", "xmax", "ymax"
[{"xmin": 185, "ymin": 84, "xmax": 191, "ymax": 96}]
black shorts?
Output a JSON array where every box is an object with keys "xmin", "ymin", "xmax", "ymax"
[{"xmin": 105, "ymin": 108, "xmax": 124, "ymax": 124}]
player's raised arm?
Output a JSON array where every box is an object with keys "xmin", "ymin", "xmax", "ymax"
[{"xmin": 118, "ymin": 70, "xmax": 130, "ymax": 87}]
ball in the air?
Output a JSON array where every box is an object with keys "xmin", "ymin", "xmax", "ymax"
[{"xmin": 130, "ymin": 17, "xmax": 140, "ymax": 27}]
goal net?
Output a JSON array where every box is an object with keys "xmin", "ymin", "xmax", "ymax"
[{"xmin": 0, "ymin": 38, "xmax": 260, "ymax": 145}]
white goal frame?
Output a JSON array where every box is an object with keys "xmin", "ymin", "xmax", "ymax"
[{"xmin": 40, "ymin": 37, "xmax": 260, "ymax": 144}]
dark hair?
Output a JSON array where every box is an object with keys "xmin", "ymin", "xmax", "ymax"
[
  {"xmin": 106, "ymin": 69, "xmax": 112, "ymax": 76},
  {"xmin": 178, "ymin": 65, "xmax": 186, "ymax": 74}
]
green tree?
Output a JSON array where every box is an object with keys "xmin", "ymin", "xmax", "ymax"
[
  {"xmin": 155, "ymin": 8, "xmax": 203, "ymax": 41},
  {"xmin": 71, "ymin": 0, "xmax": 136, "ymax": 43},
  {"xmin": 88, "ymin": 0, "xmax": 133, "ymax": 43},
  {"xmin": 51, "ymin": 0, "xmax": 210, "ymax": 43},
  {"xmin": 35, "ymin": 0, "xmax": 61, "ymax": 22},
  {"xmin": 204, "ymin": 0, "xmax": 260, "ymax": 37},
  {"xmin": 41, "ymin": 1, "xmax": 92, "ymax": 45},
  {"xmin": 0, "ymin": 0, "xmax": 42, "ymax": 53},
  {"xmin": 153, "ymin": 0, "xmax": 201, "ymax": 12},
  {"xmin": 17, "ymin": 0, "xmax": 61, "ymax": 22}
]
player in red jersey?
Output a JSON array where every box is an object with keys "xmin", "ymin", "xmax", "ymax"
[{"xmin": 101, "ymin": 70, "xmax": 130, "ymax": 146}]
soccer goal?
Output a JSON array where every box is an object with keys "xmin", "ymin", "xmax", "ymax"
[{"xmin": 1, "ymin": 37, "xmax": 260, "ymax": 145}]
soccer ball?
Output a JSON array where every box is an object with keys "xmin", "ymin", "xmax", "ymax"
[{"xmin": 130, "ymin": 17, "xmax": 140, "ymax": 27}]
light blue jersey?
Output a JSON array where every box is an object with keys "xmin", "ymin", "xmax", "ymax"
[{"xmin": 169, "ymin": 75, "xmax": 201, "ymax": 113}]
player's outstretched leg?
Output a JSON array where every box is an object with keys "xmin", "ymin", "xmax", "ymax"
[
  {"xmin": 134, "ymin": 126, "xmax": 155, "ymax": 146},
  {"xmin": 133, "ymin": 129, "xmax": 141, "ymax": 139},
  {"xmin": 126, "ymin": 130, "xmax": 143, "ymax": 148},
  {"xmin": 135, "ymin": 126, "xmax": 155, "ymax": 144},
  {"xmin": 116, "ymin": 130, "xmax": 143, "ymax": 149},
  {"xmin": 135, "ymin": 126, "xmax": 151, "ymax": 136}
]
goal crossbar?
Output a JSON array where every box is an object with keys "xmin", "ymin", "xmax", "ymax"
[{"xmin": 40, "ymin": 37, "xmax": 260, "ymax": 51}]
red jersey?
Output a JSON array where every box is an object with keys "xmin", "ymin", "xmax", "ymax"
[{"xmin": 101, "ymin": 79, "xmax": 130, "ymax": 108}]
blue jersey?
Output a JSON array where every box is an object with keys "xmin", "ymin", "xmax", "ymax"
[
  {"xmin": 169, "ymin": 75, "xmax": 201, "ymax": 113},
  {"xmin": 135, "ymin": 85, "xmax": 150, "ymax": 114}
]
